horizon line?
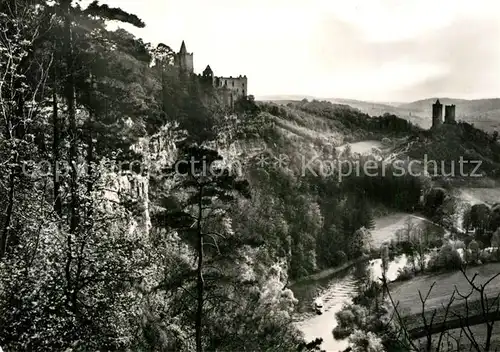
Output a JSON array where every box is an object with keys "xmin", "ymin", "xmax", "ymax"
[{"xmin": 254, "ymin": 95, "xmax": 500, "ymax": 104}]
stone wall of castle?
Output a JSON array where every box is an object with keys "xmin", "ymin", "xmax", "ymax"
[
  {"xmin": 214, "ymin": 75, "xmax": 247, "ymax": 97},
  {"xmin": 213, "ymin": 75, "xmax": 247, "ymax": 107},
  {"xmin": 173, "ymin": 40, "xmax": 247, "ymax": 108}
]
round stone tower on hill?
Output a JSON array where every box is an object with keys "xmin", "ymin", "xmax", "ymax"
[{"xmin": 432, "ymin": 99, "xmax": 443, "ymax": 128}]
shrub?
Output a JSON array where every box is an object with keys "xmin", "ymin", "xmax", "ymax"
[
  {"xmin": 479, "ymin": 248, "xmax": 500, "ymax": 263},
  {"xmin": 395, "ymin": 265, "xmax": 415, "ymax": 282},
  {"xmin": 427, "ymin": 244, "xmax": 463, "ymax": 272}
]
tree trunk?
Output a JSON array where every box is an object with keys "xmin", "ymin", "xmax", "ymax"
[
  {"xmin": 73, "ymin": 75, "xmax": 94, "ymax": 309},
  {"xmin": 52, "ymin": 82, "xmax": 62, "ymax": 217},
  {"xmin": 62, "ymin": 0, "xmax": 78, "ymax": 235},
  {"xmin": 85, "ymin": 74, "xmax": 94, "ymax": 218},
  {"xmin": 61, "ymin": 0, "xmax": 76, "ymax": 310},
  {"xmin": 195, "ymin": 186, "xmax": 204, "ymax": 352},
  {"xmin": 0, "ymin": 76, "xmax": 21, "ymax": 258},
  {"xmin": 0, "ymin": 167, "xmax": 16, "ymax": 259}
]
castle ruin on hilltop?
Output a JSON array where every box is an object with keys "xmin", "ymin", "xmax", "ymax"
[
  {"xmin": 432, "ymin": 99, "xmax": 456, "ymax": 128},
  {"xmin": 173, "ymin": 40, "xmax": 247, "ymax": 108}
]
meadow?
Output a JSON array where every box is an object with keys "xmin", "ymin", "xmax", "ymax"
[{"xmin": 391, "ymin": 263, "xmax": 500, "ymax": 315}]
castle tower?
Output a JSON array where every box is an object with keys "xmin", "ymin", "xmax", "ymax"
[
  {"xmin": 201, "ymin": 65, "xmax": 213, "ymax": 86},
  {"xmin": 432, "ymin": 99, "xmax": 443, "ymax": 128},
  {"xmin": 174, "ymin": 40, "xmax": 194, "ymax": 73},
  {"xmin": 444, "ymin": 104, "xmax": 456, "ymax": 124},
  {"xmin": 202, "ymin": 65, "xmax": 213, "ymax": 77}
]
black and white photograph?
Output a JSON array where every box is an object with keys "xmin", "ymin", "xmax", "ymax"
[{"xmin": 1, "ymin": 0, "xmax": 500, "ymax": 351}]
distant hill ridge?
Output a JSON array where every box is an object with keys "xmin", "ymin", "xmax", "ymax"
[{"xmin": 256, "ymin": 95, "xmax": 500, "ymax": 132}]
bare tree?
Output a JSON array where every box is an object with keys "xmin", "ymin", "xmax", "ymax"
[
  {"xmin": 381, "ymin": 264, "xmax": 500, "ymax": 351},
  {"xmin": 0, "ymin": 1, "xmax": 52, "ymax": 258}
]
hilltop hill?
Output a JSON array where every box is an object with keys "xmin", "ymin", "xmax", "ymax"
[
  {"xmin": 258, "ymin": 96, "xmax": 500, "ymax": 132},
  {"xmin": 249, "ymin": 100, "xmax": 500, "ymax": 185},
  {"xmin": 325, "ymin": 98, "xmax": 428, "ymax": 127},
  {"xmin": 398, "ymin": 98, "xmax": 500, "ymax": 131},
  {"xmin": 253, "ymin": 99, "xmax": 416, "ymax": 147}
]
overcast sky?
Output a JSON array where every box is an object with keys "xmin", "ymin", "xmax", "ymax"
[{"xmin": 89, "ymin": 0, "xmax": 500, "ymax": 102}]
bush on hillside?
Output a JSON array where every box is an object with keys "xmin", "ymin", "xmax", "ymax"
[
  {"xmin": 466, "ymin": 240, "xmax": 481, "ymax": 263},
  {"xmin": 427, "ymin": 244, "xmax": 463, "ymax": 272}
]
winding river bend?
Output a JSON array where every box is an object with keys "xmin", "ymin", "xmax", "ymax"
[
  {"xmin": 291, "ymin": 212, "xmax": 436, "ymax": 351},
  {"xmin": 292, "ymin": 257, "xmax": 408, "ymax": 351}
]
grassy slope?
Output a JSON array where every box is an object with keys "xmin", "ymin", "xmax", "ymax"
[
  {"xmin": 326, "ymin": 98, "xmax": 429, "ymax": 128},
  {"xmin": 390, "ymin": 263, "xmax": 500, "ymax": 316},
  {"xmin": 457, "ymin": 188, "xmax": 500, "ymax": 206},
  {"xmin": 390, "ymin": 264, "xmax": 500, "ymax": 347},
  {"xmin": 371, "ymin": 214, "xmax": 438, "ymax": 248},
  {"xmin": 256, "ymin": 101, "xmax": 382, "ymax": 148}
]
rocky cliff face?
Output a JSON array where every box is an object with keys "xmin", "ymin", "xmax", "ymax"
[{"xmin": 101, "ymin": 123, "xmax": 180, "ymax": 236}]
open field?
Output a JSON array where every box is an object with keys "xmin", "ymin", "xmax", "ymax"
[
  {"xmin": 390, "ymin": 263, "xmax": 500, "ymax": 316},
  {"xmin": 371, "ymin": 213, "xmax": 440, "ymax": 248}
]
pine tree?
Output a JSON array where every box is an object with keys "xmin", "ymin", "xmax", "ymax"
[{"xmin": 156, "ymin": 145, "xmax": 250, "ymax": 352}]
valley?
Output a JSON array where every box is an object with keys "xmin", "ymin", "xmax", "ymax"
[
  {"xmin": 286, "ymin": 128, "xmax": 500, "ymax": 351},
  {"xmin": 2, "ymin": 3, "xmax": 500, "ymax": 351},
  {"xmin": 292, "ymin": 213, "xmax": 418, "ymax": 352}
]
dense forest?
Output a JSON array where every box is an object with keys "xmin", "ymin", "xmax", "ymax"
[{"xmin": 2, "ymin": 1, "xmax": 498, "ymax": 351}]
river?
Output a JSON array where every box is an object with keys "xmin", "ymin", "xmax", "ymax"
[
  {"xmin": 290, "ymin": 209, "xmax": 449, "ymax": 351},
  {"xmin": 292, "ymin": 255, "xmax": 409, "ymax": 351},
  {"xmin": 291, "ymin": 212, "xmax": 432, "ymax": 351}
]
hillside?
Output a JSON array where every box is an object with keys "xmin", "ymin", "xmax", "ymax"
[
  {"xmin": 398, "ymin": 98, "xmax": 500, "ymax": 131},
  {"xmin": 403, "ymin": 122, "xmax": 500, "ymax": 181},
  {"xmin": 253, "ymin": 100, "xmax": 500, "ymax": 181},
  {"xmin": 259, "ymin": 96, "xmax": 500, "ymax": 132}
]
